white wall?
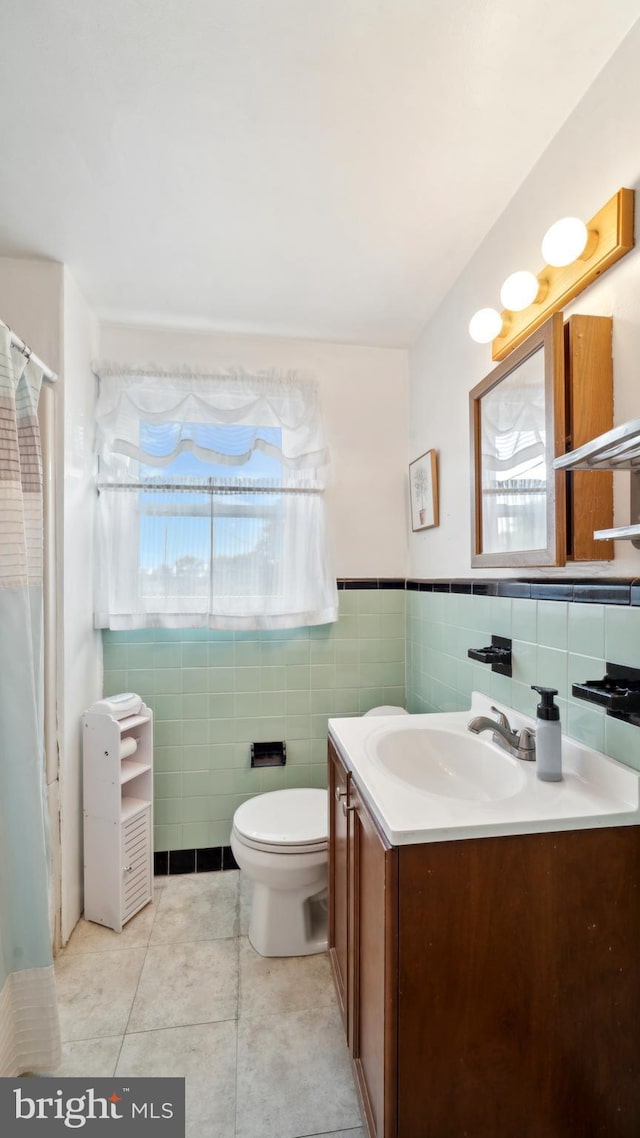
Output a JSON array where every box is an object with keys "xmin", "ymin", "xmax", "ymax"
[
  {"xmin": 99, "ymin": 323, "xmax": 410, "ymax": 578},
  {"xmin": 60, "ymin": 268, "xmax": 102, "ymax": 942},
  {"xmin": 0, "ymin": 257, "xmax": 63, "ymax": 375},
  {"xmin": 409, "ymin": 20, "xmax": 640, "ymax": 580}
]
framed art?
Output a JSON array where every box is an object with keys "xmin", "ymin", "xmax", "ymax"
[{"xmin": 409, "ymin": 449, "xmax": 439, "ymax": 531}]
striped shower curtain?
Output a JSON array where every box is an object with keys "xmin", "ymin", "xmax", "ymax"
[{"xmin": 0, "ymin": 326, "xmax": 60, "ymax": 1075}]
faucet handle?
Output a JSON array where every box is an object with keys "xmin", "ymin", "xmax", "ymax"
[
  {"xmin": 516, "ymin": 727, "xmax": 536, "ymax": 760},
  {"xmin": 490, "ymin": 705, "xmax": 511, "ymax": 730}
]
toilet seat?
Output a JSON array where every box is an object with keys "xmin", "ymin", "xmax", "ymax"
[
  {"xmin": 233, "ymin": 829, "xmax": 327, "ymax": 855},
  {"xmin": 233, "ymin": 788, "xmax": 327, "ymax": 854}
]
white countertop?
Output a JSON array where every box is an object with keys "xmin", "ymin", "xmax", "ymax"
[{"xmin": 328, "ymin": 693, "xmax": 640, "ymax": 845}]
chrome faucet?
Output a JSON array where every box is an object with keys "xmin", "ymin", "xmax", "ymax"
[{"xmin": 467, "ymin": 706, "xmax": 536, "ymax": 761}]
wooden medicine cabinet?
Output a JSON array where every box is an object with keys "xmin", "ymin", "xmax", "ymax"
[{"xmin": 470, "ymin": 312, "xmax": 613, "ymax": 567}]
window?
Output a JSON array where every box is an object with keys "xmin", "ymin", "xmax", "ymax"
[{"xmin": 94, "ymin": 369, "xmax": 338, "ymax": 630}]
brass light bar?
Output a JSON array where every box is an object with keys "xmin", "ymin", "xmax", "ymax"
[{"xmin": 492, "ymin": 188, "xmax": 635, "ymax": 361}]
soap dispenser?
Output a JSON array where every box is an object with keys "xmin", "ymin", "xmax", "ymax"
[{"xmin": 531, "ymin": 685, "xmax": 562, "ymax": 782}]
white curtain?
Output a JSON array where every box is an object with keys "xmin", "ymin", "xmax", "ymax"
[
  {"xmin": 0, "ymin": 327, "xmax": 61, "ymax": 1075},
  {"xmin": 94, "ymin": 367, "xmax": 338, "ymax": 630}
]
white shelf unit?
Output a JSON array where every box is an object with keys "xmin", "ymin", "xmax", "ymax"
[
  {"xmin": 553, "ymin": 418, "xmax": 640, "ymax": 548},
  {"xmin": 82, "ymin": 701, "xmax": 153, "ymax": 932}
]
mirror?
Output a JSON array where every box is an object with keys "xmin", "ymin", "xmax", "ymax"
[{"xmin": 470, "ymin": 314, "xmax": 566, "ymax": 567}]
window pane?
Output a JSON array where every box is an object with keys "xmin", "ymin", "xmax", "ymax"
[
  {"xmin": 137, "ymin": 424, "xmax": 284, "ymax": 595},
  {"xmin": 139, "ymin": 491, "xmax": 211, "ymax": 599}
]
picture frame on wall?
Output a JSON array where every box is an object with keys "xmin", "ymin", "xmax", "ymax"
[{"xmin": 409, "ymin": 449, "xmax": 439, "ymax": 531}]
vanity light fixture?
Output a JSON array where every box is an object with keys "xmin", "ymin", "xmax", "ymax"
[
  {"xmin": 499, "ymin": 270, "xmax": 541, "ymax": 311},
  {"xmin": 468, "ymin": 307, "xmax": 503, "ymax": 344},
  {"xmin": 541, "ymin": 216, "xmax": 588, "ymax": 267},
  {"xmin": 468, "ymin": 188, "xmax": 634, "ymax": 361}
]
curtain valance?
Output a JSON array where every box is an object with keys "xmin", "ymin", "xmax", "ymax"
[{"xmin": 95, "ymin": 367, "xmax": 329, "ymax": 476}]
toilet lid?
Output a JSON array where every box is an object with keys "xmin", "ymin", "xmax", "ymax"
[{"xmin": 233, "ymin": 788, "xmax": 327, "ymax": 848}]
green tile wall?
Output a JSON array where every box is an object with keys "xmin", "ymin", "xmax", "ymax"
[
  {"xmin": 406, "ymin": 590, "xmax": 640, "ymax": 773},
  {"xmin": 103, "ymin": 585, "xmax": 640, "ymax": 851},
  {"xmin": 103, "ymin": 589, "xmax": 406, "ymax": 851}
]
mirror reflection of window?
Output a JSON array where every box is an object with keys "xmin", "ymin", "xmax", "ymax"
[{"xmin": 480, "ymin": 345, "xmax": 546, "ymax": 554}]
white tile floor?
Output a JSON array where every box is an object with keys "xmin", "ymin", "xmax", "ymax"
[{"xmin": 53, "ymin": 871, "xmax": 365, "ymax": 1138}]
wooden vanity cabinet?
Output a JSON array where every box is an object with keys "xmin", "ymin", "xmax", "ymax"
[
  {"xmin": 328, "ymin": 742, "xmax": 351, "ymax": 1031},
  {"xmin": 328, "ymin": 739, "xmax": 640, "ymax": 1138},
  {"xmin": 329, "ymin": 742, "xmax": 398, "ymax": 1137},
  {"xmin": 349, "ymin": 777, "xmax": 398, "ymax": 1138}
]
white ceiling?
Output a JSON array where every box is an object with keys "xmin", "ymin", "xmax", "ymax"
[{"xmin": 1, "ymin": 1, "xmax": 639, "ymax": 347}]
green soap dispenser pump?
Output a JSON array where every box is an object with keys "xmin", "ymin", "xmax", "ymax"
[{"xmin": 531, "ymin": 686, "xmax": 563, "ymax": 782}]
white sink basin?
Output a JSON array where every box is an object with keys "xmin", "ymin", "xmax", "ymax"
[
  {"xmin": 372, "ymin": 726, "xmax": 526, "ymax": 802},
  {"xmin": 328, "ymin": 692, "xmax": 640, "ymax": 846}
]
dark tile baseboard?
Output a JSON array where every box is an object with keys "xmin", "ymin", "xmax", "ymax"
[
  {"xmin": 337, "ymin": 577, "xmax": 406, "ymax": 589},
  {"xmin": 406, "ymin": 577, "xmax": 640, "ymax": 605},
  {"xmin": 154, "ymin": 846, "xmax": 239, "ymax": 876},
  {"xmin": 335, "ymin": 576, "xmax": 640, "ymax": 603}
]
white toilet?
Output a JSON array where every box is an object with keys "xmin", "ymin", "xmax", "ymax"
[
  {"xmin": 231, "ymin": 705, "xmax": 408, "ymax": 957},
  {"xmin": 231, "ymin": 787, "xmax": 328, "ymax": 957}
]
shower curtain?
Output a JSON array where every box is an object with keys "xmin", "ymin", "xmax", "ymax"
[{"xmin": 0, "ymin": 326, "xmax": 60, "ymax": 1075}]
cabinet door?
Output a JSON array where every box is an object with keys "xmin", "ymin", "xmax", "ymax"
[
  {"xmin": 470, "ymin": 312, "xmax": 613, "ymax": 568},
  {"xmin": 564, "ymin": 315, "xmax": 613, "ymax": 560},
  {"xmin": 328, "ymin": 742, "xmax": 350, "ymax": 1037},
  {"xmin": 120, "ymin": 806, "xmax": 152, "ymax": 925},
  {"xmin": 351, "ymin": 780, "xmax": 398, "ymax": 1138}
]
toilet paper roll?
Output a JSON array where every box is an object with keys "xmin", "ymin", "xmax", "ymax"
[{"xmin": 120, "ymin": 736, "xmax": 138, "ymax": 760}]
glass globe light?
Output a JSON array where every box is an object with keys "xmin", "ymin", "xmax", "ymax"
[
  {"xmin": 499, "ymin": 270, "xmax": 540, "ymax": 311},
  {"xmin": 468, "ymin": 308, "xmax": 503, "ymax": 344},
  {"xmin": 541, "ymin": 217, "xmax": 588, "ymax": 267}
]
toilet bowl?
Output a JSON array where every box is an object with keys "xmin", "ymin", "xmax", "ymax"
[
  {"xmin": 232, "ymin": 706, "xmax": 408, "ymax": 958},
  {"xmin": 231, "ymin": 788, "xmax": 328, "ymax": 957}
]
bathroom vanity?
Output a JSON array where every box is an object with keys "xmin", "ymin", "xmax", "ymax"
[{"xmin": 328, "ymin": 697, "xmax": 640, "ymax": 1138}]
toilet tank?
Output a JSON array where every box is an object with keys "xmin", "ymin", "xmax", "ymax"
[{"xmin": 363, "ymin": 705, "xmax": 408, "ymax": 717}]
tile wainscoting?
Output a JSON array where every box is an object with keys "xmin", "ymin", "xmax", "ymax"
[
  {"xmin": 102, "ymin": 575, "xmax": 640, "ymax": 856},
  {"xmin": 102, "ymin": 584, "xmax": 406, "ymax": 853},
  {"xmin": 406, "ymin": 584, "xmax": 640, "ymax": 773}
]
